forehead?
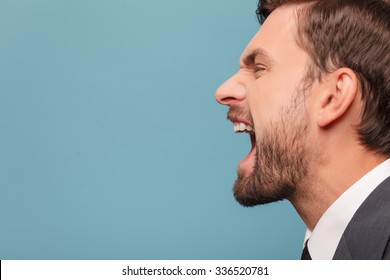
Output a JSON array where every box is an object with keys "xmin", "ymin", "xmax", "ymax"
[{"xmin": 241, "ymin": 5, "xmax": 304, "ymax": 65}]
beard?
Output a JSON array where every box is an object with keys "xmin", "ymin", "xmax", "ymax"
[{"xmin": 233, "ymin": 95, "xmax": 310, "ymax": 207}]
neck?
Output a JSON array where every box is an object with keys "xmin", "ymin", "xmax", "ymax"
[{"xmin": 289, "ymin": 146, "xmax": 387, "ymax": 231}]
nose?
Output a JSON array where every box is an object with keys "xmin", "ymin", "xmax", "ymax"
[{"xmin": 215, "ymin": 73, "xmax": 246, "ymax": 106}]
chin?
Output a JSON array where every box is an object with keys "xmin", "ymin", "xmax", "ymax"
[{"xmin": 233, "ymin": 159, "xmax": 295, "ymax": 207}]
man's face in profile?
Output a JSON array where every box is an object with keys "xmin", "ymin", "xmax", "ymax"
[{"xmin": 215, "ymin": 5, "xmax": 317, "ymax": 206}]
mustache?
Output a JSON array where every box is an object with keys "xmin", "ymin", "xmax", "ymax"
[{"xmin": 227, "ymin": 104, "xmax": 254, "ymax": 125}]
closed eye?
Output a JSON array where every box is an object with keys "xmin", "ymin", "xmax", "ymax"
[{"xmin": 253, "ymin": 65, "xmax": 266, "ymax": 76}]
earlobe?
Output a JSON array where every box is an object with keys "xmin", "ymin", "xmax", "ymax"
[{"xmin": 317, "ymin": 68, "xmax": 358, "ymax": 127}]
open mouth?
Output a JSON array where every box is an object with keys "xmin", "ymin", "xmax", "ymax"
[{"xmin": 234, "ymin": 122, "xmax": 256, "ymax": 171}]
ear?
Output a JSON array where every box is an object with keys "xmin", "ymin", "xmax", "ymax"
[{"xmin": 317, "ymin": 68, "xmax": 359, "ymax": 127}]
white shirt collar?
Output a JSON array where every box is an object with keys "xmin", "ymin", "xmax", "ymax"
[{"xmin": 304, "ymin": 158, "xmax": 390, "ymax": 259}]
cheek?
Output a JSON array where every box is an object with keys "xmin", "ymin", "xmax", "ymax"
[
  {"xmin": 247, "ymin": 61, "xmax": 310, "ymax": 121},
  {"xmin": 247, "ymin": 78, "xmax": 293, "ymax": 127}
]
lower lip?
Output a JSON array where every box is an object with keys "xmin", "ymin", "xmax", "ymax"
[{"xmin": 238, "ymin": 143, "xmax": 256, "ymax": 177}]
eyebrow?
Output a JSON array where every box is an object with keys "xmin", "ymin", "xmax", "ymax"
[{"xmin": 241, "ymin": 48, "xmax": 274, "ymax": 68}]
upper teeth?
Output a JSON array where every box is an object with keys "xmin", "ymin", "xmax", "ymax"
[{"xmin": 234, "ymin": 122, "xmax": 254, "ymax": 133}]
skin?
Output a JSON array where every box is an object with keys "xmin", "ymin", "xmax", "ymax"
[{"xmin": 215, "ymin": 4, "xmax": 386, "ymax": 231}]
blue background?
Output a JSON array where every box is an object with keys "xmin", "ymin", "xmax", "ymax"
[{"xmin": 0, "ymin": 0, "xmax": 305, "ymax": 259}]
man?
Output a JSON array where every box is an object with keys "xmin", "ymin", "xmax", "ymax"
[{"xmin": 215, "ymin": 0, "xmax": 390, "ymax": 259}]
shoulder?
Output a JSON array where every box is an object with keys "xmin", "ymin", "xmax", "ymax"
[{"xmin": 334, "ymin": 176, "xmax": 390, "ymax": 259}]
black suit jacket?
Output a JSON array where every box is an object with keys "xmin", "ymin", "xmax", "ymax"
[{"xmin": 333, "ymin": 176, "xmax": 390, "ymax": 259}]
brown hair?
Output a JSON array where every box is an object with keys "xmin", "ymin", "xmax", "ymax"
[{"xmin": 257, "ymin": 0, "xmax": 390, "ymax": 156}]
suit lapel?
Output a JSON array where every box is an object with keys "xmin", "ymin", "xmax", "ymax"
[
  {"xmin": 332, "ymin": 235, "xmax": 353, "ymax": 259},
  {"xmin": 333, "ymin": 176, "xmax": 390, "ymax": 259}
]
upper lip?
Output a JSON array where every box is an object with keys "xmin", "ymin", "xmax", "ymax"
[
  {"xmin": 226, "ymin": 105, "xmax": 254, "ymax": 128},
  {"xmin": 232, "ymin": 120, "xmax": 253, "ymax": 126},
  {"xmin": 228, "ymin": 117, "xmax": 254, "ymax": 128}
]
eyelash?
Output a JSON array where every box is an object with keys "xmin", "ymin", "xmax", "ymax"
[{"xmin": 253, "ymin": 65, "xmax": 266, "ymax": 75}]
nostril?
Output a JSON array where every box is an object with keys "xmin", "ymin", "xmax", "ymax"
[
  {"xmin": 215, "ymin": 86, "xmax": 230, "ymax": 105},
  {"xmin": 215, "ymin": 85, "xmax": 246, "ymax": 105},
  {"xmin": 217, "ymin": 96, "xmax": 238, "ymax": 105}
]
